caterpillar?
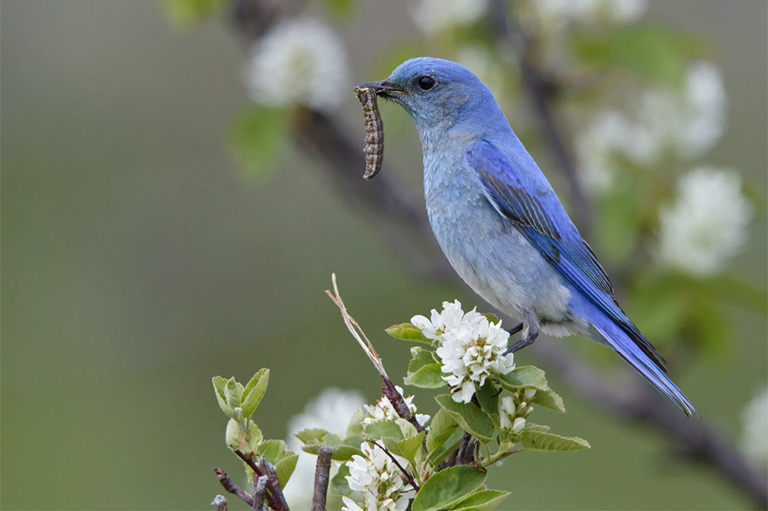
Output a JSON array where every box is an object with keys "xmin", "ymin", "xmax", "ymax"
[{"xmin": 354, "ymin": 87, "xmax": 384, "ymax": 180}]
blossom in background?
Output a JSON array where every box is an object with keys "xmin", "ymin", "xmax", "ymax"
[
  {"xmin": 244, "ymin": 17, "xmax": 349, "ymax": 111},
  {"xmin": 532, "ymin": 0, "xmax": 646, "ymax": 25},
  {"xmin": 342, "ymin": 442, "xmax": 416, "ymax": 511},
  {"xmin": 658, "ymin": 167, "xmax": 752, "ymax": 277},
  {"xmin": 409, "ymin": 0, "xmax": 489, "ymax": 34},
  {"xmin": 741, "ymin": 385, "xmax": 768, "ymax": 469},
  {"xmin": 363, "ymin": 385, "xmax": 430, "ymax": 427},
  {"xmin": 456, "ymin": 45, "xmax": 506, "ymax": 98},
  {"xmin": 284, "ymin": 388, "xmax": 365, "ymax": 508},
  {"xmin": 411, "ymin": 299, "xmax": 483, "ymax": 342},
  {"xmin": 575, "ymin": 110, "xmax": 637, "ymax": 195}
]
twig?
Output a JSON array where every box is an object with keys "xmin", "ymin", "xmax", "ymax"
[
  {"xmin": 211, "ymin": 495, "xmax": 229, "ymax": 511},
  {"xmin": 326, "ymin": 274, "xmax": 425, "ymax": 433},
  {"xmin": 311, "ymin": 446, "xmax": 333, "ymax": 511},
  {"xmin": 232, "ymin": 449, "xmax": 290, "ymax": 511},
  {"xmin": 214, "ymin": 468, "xmax": 254, "ymax": 506},
  {"xmin": 367, "ymin": 440, "xmax": 420, "ymax": 491},
  {"xmin": 252, "ymin": 475, "xmax": 268, "ymax": 511}
]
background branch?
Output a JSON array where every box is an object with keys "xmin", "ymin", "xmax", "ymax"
[
  {"xmin": 311, "ymin": 447, "xmax": 333, "ymax": 511},
  {"xmin": 228, "ymin": 0, "xmax": 767, "ymax": 508}
]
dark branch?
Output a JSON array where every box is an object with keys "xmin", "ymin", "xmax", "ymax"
[
  {"xmin": 232, "ymin": 449, "xmax": 290, "ymax": 511},
  {"xmin": 214, "ymin": 468, "xmax": 254, "ymax": 506},
  {"xmin": 311, "ymin": 447, "xmax": 333, "ymax": 511},
  {"xmin": 252, "ymin": 475, "xmax": 268, "ymax": 511},
  {"xmin": 381, "ymin": 381, "xmax": 425, "ymax": 433}
]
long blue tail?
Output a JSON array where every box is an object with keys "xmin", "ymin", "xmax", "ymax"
[{"xmin": 575, "ymin": 297, "xmax": 699, "ymax": 417}]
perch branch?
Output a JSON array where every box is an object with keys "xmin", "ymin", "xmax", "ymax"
[{"xmin": 311, "ymin": 447, "xmax": 333, "ymax": 511}]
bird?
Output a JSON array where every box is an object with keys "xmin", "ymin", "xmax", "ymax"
[{"xmin": 358, "ymin": 57, "xmax": 697, "ymax": 416}]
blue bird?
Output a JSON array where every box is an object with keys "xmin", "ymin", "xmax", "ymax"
[{"xmin": 360, "ymin": 57, "xmax": 697, "ymax": 416}]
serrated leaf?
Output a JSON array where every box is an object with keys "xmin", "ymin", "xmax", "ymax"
[
  {"xmin": 346, "ymin": 408, "xmax": 366, "ymax": 438},
  {"xmin": 521, "ymin": 431, "xmax": 590, "ymax": 452},
  {"xmin": 435, "ymin": 395, "xmax": 495, "ymax": 444},
  {"xmin": 382, "ymin": 432, "xmax": 425, "ymax": 464},
  {"xmin": 213, "ymin": 376, "xmax": 233, "ymax": 417},
  {"xmin": 497, "ymin": 366, "xmax": 549, "ymax": 392},
  {"xmin": 330, "ymin": 463, "xmax": 352, "ymax": 496},
  {"xmin": 364, "ymin": 420, "xmax": 404, "ymax": 441},
  {"xmin": 405, "ymin": 363, "xmax": 446, "ymax": 389},
  {"xmin": 247, "ymin": 420, "xmax": 264, "ymax": 452},
  {"xmin": 426, "ymin": 408, "xmax": 459, "ymax": 454},
  {"xmin": 229, "ymin": 107, "xmax": 289, "ymax": 180},
  {"xmin": 275, "ymin": 454, "xmax": 298, "ymax": 487},
  {"xmin": 531, "ymin": 388, "xmax": 566, "ymax": 413},
  {"xmin": 296, "ymin": 428, "xmax": 332, "ymax": 445},
  {"xmin": 412, "ymin": 466, "xmax": 487, "ymax": 511},
  {"xmin": 396, "ymin": 418, "xmax": 419, "ymax": 438},
  {"xmin": 329, "ymin": 445, "xmax": 363, "ymax": 461},
  {"xmin": 451, "ymin": 489, "xmax": 510, "ymax": 511},
  {"xmin": 258, "ymin": 439, "xmax": 292, "ymax": 465},
  {"xmin": 241, "ymin": 369, "xmax": 269, "ymax": 418},
  {"xmin": 387, "ymin": 323, "xmax": 432, "ymax": 344},
  {"xmin": 523, "ymin": 422, "xmax": 551, "ymax": 433}
]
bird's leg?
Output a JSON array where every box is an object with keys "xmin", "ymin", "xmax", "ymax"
[
  {"xmin": 504, "ymin": 312, "xmax": 539, "ymax": 355},
  {"xmin": 507, "ymin": 322, "xmax": 523, "ymax": 336}
]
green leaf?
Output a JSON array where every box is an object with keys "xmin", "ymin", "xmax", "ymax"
[
  {"xmin": 531, "ymin": 389, "xmax": 566, "ymax": 413},
  {"xmin": 296, "ymin": 428, "xmax": 332, "ymax": 445},
  {"xmin": 328, "ymin": 445, "xmax": 363, "ymax": 462},
  {"xmin": 225, "ymin": 378, "xmax": 243, "ymax": 411},
  {"xmin": 405, "ymin": 363, "xmax": 446, "ymax": 389},
  {"xmin": 246, "ymin": 420, "xmax": 264, "ymax": 453},
  {"xmin": 426, "ymin": 409, "xmax": 459, "ymax": 454},
  {"xmin": 451, "ymin": 489, "xmax": 510, "ymax": 511},
  {"xmin": 275, "ymin": 454, "xmax": 299, "ymax": 487},
  {"xmin": 475, "ymin": 382, "xmax": 501, "ymax": 426},
  {"xmin": 226, "ymin": 419, "xmax": 263, "ymax": 454},
  {"xmin": 428, "ymin": 427, "xmax": 464, "ymax": 465},
  {"xmin": 162, "ymin": 0, "xmax": 229, "ymax": 29},
  {"xmin": 386, "ymin": 323, "xmax": 432, "ymax": 344},
  {"xmin": 212, "ymin": 376, "xmax": 233, "ymax": 417},
  {"xmin": 435, "ymin": 395, "xmax": 495, "ymax": 444},
  {"xmin": 521, "ymin": 431, "xmax": 590, "ymax": 452},
  {"xmin": 330, "ymin": 463, "xmax": 352, "ymax": 496},
  {"xmin": 408, "ymin": 346, "xmax": 439, "ymax": 372},
  {"xmin": 229, "ymin": 107, "xmax": 289, "ymax": 180},
  {"xmin": 382, "ymin": 432, "xmax": 425, "ymax": 464},
  {"xmin": 364, "ymin": 420, "xmax": 404, "ymax": 441},
  {"xmin": 497, "ymin": 366, "xmax": 549, "ymax": 392},
  {"xmin": 523, "ymin": 422, "xmax": 550, "ymax": 433},
  {"xmin": 346, "ymin": 408, "xmax": 366, "ymax": 437},
  {"xmin": 572, "ymin": 26, "xmax": 703, "ymax": 86},
  {"xmin": 412, "ymin": 466, "xmax": 487, "ymax": 511},
  {"xmin": 396, "ymin": 418, "xmax": 419, "ymax": 439},
  {"xmin": 241, "ymin": 369, "xmax": 269, "ymax": 418},
  {"xmin": 300, "ymin": 433, "xmax": 362, "ymax": 461},
  {"xmin": 482, "ymin": 313, "xmax": 500, "ymax": 325},
  {"xmin": 320, "ymin": 0, "xmax": 356, "ymax": 17},
  {"xmin": 258, "ymin": 439, "xmax": 292, "ymax": 465}
]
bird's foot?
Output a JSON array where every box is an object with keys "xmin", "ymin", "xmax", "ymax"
[
  {"xmin": 507, "ymin": 322, "xmax": 523, "ymax": 336},
  {"xmin": 503, "ymin": 313, "xmax": 539, "ymax": 355}
]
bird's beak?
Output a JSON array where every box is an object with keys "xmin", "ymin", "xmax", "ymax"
[{"xmin": 354, "ymin": 80, "xmax": 404, "ymax": 98}]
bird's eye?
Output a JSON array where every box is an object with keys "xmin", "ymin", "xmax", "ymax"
[{"xmin": 417, "ymin": 75, "xmax": 436, "ymax": 91}]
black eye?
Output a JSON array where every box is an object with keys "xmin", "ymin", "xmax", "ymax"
[{"xmin": 417, "ymin": 75, "xmax": 436, "ymax": 91}]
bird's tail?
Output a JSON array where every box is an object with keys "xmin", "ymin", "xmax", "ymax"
[{"xmin": 586, "ymin": 309, "xmax": 698, "ymax": 417}]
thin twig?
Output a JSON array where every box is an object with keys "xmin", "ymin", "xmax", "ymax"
[
  {"xmin": 214, "ymin": 468, "xmax": 254, "ymax": 506},
  {"xmin": 232, "ymin": 449, "xmax": 290, "ymax": 511},
  {"xmin": 367, "ymin": 440, "xmax": 420, "ymax": 491},
  {"xmin": 311, "ymin": 446, "xmax": 333, "ymax": 511},
  {"xmin": 252, "ymin": 475, "xmax": 268, "ymax": 511}
]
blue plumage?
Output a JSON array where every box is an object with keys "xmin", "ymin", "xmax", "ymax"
[{"xmin": 363, "ymin": 57, "xmax": 696, "ymax": 416}]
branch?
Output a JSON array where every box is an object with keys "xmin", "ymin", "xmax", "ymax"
[
  {"xmin": 367, "ymin": 439, "xmax": 420, "ymax": 492},
  {"xmin": 214, "ymin": 468, "xmax": 254, "ymax": 506},
  {"xmin": 253, "ymin": 475, "xmax": 268, "ymax": 511},
  {"xmin": 311, "ymin": 446, "xmax": 333, "ymax": 511},
  {"xmin": 224, "ymin": 1, "xmax": 766, "ymax": 507},
  {"xmin": 232, "ymin": 449, "xmax": 290, "ymax": 511}
]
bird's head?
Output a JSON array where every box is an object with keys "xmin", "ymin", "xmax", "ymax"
[{"xmin": 357, "ymin": 57, "xmax": 501, "ymax": 138}]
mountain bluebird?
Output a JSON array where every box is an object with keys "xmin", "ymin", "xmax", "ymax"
[{"xmin": 359, "ymin": 57, "xmax": 696, "ymax": 416}]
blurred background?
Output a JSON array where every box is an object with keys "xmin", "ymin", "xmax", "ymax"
[{"xmin": 2, "ymin": 0, "xmax": 766, "ymax": 509}]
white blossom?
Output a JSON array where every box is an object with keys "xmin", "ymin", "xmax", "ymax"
[
  {"xmin": 284, "ymin": 388, "xmax": 365, "ymax": 509},
  {"xmin": 436, "ymin": 317, "xmax": 515, "ymax": 403},
  {"xmin": 244, "ymin": 17, "xmax": 349, "ymax": 111},
  {"xmin": 410, "ymin": 0, "xmax": 489, "ymax": 34},
  {"xmin": 363, "ymin": 386, "xmax": 430, "ymax": 427},
  {"xmin": 532, "ymin": 0, "xmax": 646, "ymax": 25},
  {"xmin": 343, "ymin": 442, "xmax": 416, "ymax": 511},
  {"xmin": 411, "ymin": 300, "xmax": 484, "ymax": 342},
  {"xmin": 576, "ymin": 110, "xmax": 637, "ymax": 195},
  {"xmin": 741, "ymin": 385, "xmax": 768, "ymax": 469},
  {"xmin": 499, "ymin": 396, "xmax": 516, "ymax": 430},
  {"xmin": 658, "ymin": 168, "xmax": 752, "ymax": 277}
]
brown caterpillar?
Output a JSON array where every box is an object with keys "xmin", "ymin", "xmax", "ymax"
[{"xmin": 354, "ymin": 87, "xmax": 384, "ymax": 180}]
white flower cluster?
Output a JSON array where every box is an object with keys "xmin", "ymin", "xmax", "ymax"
[
  {"xmin": 658, "ymin": 167, "xmax": 753, "ymax": 277},
  {"xmin": 342, "ymin": 442, "xmax": 416, "ymax": 511},
  {"xmin": 363, "ymin": 385, "xmax": 430, "ymax": 427},
  {"xmin": 576, "ymin": 62, "xmax": 727, "ymax": 195},
  {"xmin": 412, "ymin": 300, "xmax": 515, "ymax": 403},
  {"xmin": 284, "ymin": 388, "xmax": 365, "ymax": 509},
  {"xmin": 532, "ymin": 0, "xmax": 646, "ymax": 25},
  {"xmin": 410, "ymin": 0, "xmax": 489, "ymax": 34},
  {"xmin": 499, "ymin": 389, "xmax": 536, "ymax": 432},
  {"xmin": 741, "ymin": 385, "xmax": 768, "ymax": 469},
  {"xmin": 244, "ymin": 17, "xmax": 349, "ymax": 111}
]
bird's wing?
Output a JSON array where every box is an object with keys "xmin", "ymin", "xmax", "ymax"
[{"xmin": 467, "ymin": 139, "xmax": 667, "ymax": 371}]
